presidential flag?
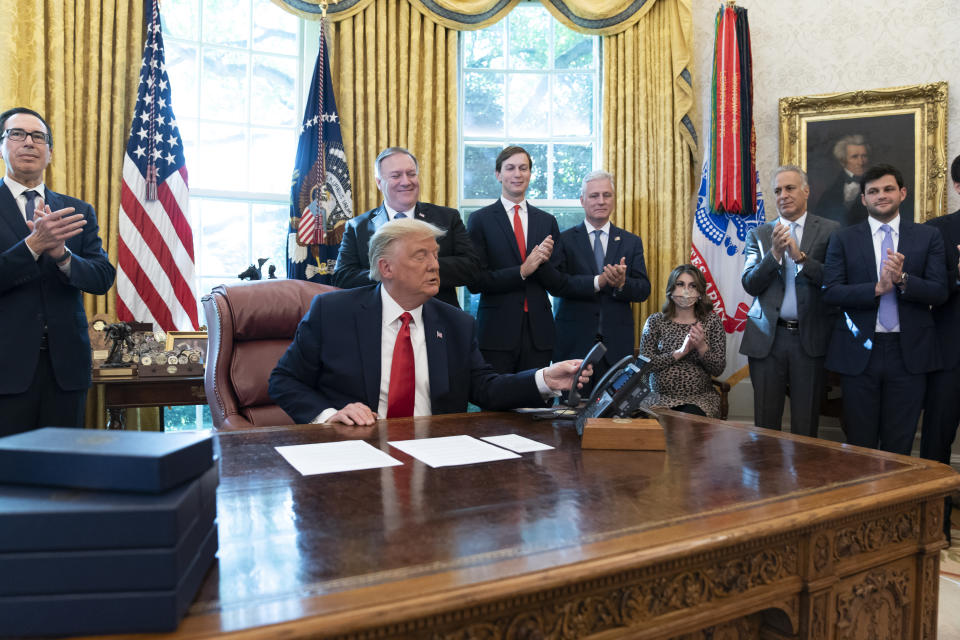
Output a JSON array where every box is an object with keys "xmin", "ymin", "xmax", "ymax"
[
  {"xmin": 691, "ymin": 3, "xmax": 764, "ymax": 383},
  {"xmin": 287, "ymin": 25, "xmax": 352, "ymax": 282},
  {"xmin": 117, "ymin": 0, "xmax": 199, "ymax": 331}
]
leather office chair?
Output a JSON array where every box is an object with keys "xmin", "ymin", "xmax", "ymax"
[{"xmin": 203, "ymin": 279, "xmax": 337, "ymax": 430}]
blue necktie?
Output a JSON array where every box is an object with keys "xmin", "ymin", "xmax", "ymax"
[
  {"xmin": 394, "ymin": 211, "xmax": 406, "ymax": 219},
  {"xmin": 780, "ymin": 222, "xmax": 799, "ymax": 321},
  {"xmin": 23, "ymin": 190, "xmax": 38, "ymax": 221},
  {"xmin": 878, "ymin": 224, "xmax": 898, "ymax": 330},
  {"xmin": 593, "ymin": 229, "xmax": 605, "ymax": 274}
]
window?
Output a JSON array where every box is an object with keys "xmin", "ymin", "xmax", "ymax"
[
  {"xmin": 161, "ymin": 0, "xmax": 317, "ymax": 306},
  {"xmin": 459, "ymin": 3, "xmax": 601, "ymax": 230},
  {"xmin": 160, "ymin": 0, "xmax": 317, "ymax": 430}
]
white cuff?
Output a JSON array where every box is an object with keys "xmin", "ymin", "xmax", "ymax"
[
  {"xmin": 313, "ymin": 408, "xmax": 338, "ymax": 424},
  {"xmin": 535, "ymin": 368, "xmax": 561, "ymax": 398}
]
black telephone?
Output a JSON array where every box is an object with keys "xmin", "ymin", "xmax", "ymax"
[{"xmin": 574, "ymin": 354, "xmax": 653, "ymax": 436}]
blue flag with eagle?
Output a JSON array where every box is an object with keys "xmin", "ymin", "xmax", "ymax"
[{"xmin": 286, "ymin": 28, "xmax": 352, "ymax": 282}]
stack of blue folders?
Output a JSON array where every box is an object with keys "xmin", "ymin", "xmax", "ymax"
[{"xmin": 0, "ymin": 427, "xmax": 218, "ymax": 636}]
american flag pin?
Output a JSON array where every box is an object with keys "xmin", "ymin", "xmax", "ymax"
[
  {"xmin": 614, "ymin": 236, "xmax": 620, "ymax": 241},
  {"xmin": 436, "ymin": 330, "xmax": 443, "ymax": 339},
  {"xmin": 418, "ymin": 212, "xmax": 425, "ymax": 218}
]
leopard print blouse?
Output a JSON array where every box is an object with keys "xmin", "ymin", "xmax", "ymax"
[{"xmin": 638, "ymin": 311, "xmax": 726, "ymax": 417}]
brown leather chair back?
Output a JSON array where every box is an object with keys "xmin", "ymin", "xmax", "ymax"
[{"xmin": 203, "ymin": 279, "xmax": 338, "ymax": 430}]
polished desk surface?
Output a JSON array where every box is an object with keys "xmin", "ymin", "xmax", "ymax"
[{"xmin": 104, "ymin": 411, "xmax": 960, "ymax": 640}]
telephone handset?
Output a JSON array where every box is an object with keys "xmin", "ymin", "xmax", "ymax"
[{"xmin": 566, "ymin": 341, "xmax": 607, "ymax": 407}]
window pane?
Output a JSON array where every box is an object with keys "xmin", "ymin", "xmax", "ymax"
[
  {"xmin": 508, "ymin": 6, "xmax": 549, "ymax": 70},
  {"xmin": 463, "ymin": 22, "xmax": 503, "ymax": 69},
  {"xmin": 252, "ymin": 54, "xmax": 297, "ymax": 126},
  {"xmin": 200, "ymin": 200, "xmax": 251, "ymax": 276},
  {"xmin": 526, "ymin": 144, "xmax": 548, "ymax": 199},
  {"xmin": 552, "ymin": 73, "xmax": 592, "ymax": 137},
  {"xmin": 507, "ymin": 74, "xmax": 549, "ymax": 138},
  {"xmin": 201, "ymin": 48, "xmax": 249, "ymax": 123},
  {"xmin": 161, "ymin": 0, "xmax": 199, "ymax": 41},
  {"xmin": 202, "ymin": 0, "xmax": 249, "ymax": 48},
  {"xmin": 252, "ymin": 203, "xmax": 290, "ymax": 278},
  {"xmin": 166, "ymin": 41, "xmax": 199, "ymax": 119},
  {"xmin": 177, "ymin": 118, "xmax": 199, "ymax": 182},
  {"xmin": 252, "ymin": 0, "xmax": 298, "ymax": 55},
  {"xmin": 555, "ymin": 24, "xmax": 593, "ymax": 69},
  {"xmin": 194, "ymin": 123, "xmax": 248, "ymax": 190},
  {"xmin": 463, "ymin": 72, "xmax": 504, "ymax": 137},
  {"xmin": 250, "ymin": 128, "xmax": 296, "ymax": 194},
  {"xmin": 463, "ymin": 145, "xmax": 500, "ymax": 199},
  {"xmin": 552, "ymin": 144, "xmax": 592, "ymax": 199}
]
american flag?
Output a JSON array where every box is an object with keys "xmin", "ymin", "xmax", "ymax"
[
  {"xmin": 116, "ymin": 0, "xmax": 199, "ymax": 331},
  {"xmin": 286, "ymin": 24, "xmax": 352, "ymax": 283}
]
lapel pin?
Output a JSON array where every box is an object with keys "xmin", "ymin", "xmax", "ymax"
[
  {"xmin": 436, "ymin": 330, "xmax": 443, "ymax": 339},
  {"xmin": 614, "ymin": 236, "xmax": 620, "ymax": 241}
]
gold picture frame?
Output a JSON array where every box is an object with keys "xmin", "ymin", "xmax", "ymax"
[
  {"xmin": 165, "ymin": 331, "xmax": 208, "ymax": 353},
  {"xmin": 779, "ymin": 82, "xmax": 947, "ymax": 225}
]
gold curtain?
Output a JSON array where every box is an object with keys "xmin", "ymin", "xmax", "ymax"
[
  {"xmin": 327, "ymin": 0, "xmax": 459, "ymax": 212},
  {"xmin": 603, "ymin": 0, "xmax": 695, "ymax": 335},
  {"xmin": 0, "ymin": 0, "xmax": 145, "ymax": 428}
]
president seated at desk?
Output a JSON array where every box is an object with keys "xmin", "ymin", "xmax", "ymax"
[{"xmin": 269, "ymin": 218, "xmax": 590, "ymax": 426}]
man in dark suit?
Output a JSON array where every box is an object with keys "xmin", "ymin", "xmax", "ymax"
[
  {"xmin": 466, "ymin": 146, "xmax": 592, "ymax": 374},
  {"xmin": 740, "ymin": 166, "xmax": 840, "ymax": 437},
  {"xmin": 814, "ymin": 134, "xmax": 869, "ymax": 227},
  {"xmin": 552, "ymin": 170, "xmax": 650, "ymax": 377},
  {"xmin": 270, "ymin": 218, "xmax": 590, "ymax": 425},
  {"xmin": 823, "ymin": 164, "xmax": 947, "ymax": 454},
  {"xmin": 0, "ymin": 107, "xmax": 116, "ymax": 436},
  {"xmin": 920, "ymin": 154, "xmax": 960, "ymax": 468},
  {"xmin": 333, "ymin": 147, "xmax": 477, "ymax": 308}
]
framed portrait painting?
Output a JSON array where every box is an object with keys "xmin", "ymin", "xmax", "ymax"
[{"xmin": 779, "ymin": 82, "xmax": 947, "ymax": 226}]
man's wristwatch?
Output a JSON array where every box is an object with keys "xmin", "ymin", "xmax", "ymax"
[
  {"xmin": 53, "ymin": 247, "xmax": 72, "ymax": 264},
  {"xmin": 896, "ymin": 271, "xmax": 908, "ymax": 290},
  {"xmin": 794, "ymin": 251, "xmax": 807, "ymax": 265}
]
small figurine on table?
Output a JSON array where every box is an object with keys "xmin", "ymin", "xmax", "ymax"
[{"xmin": 103, "ymin": 322, "xmax": 135, "ymax": 367}]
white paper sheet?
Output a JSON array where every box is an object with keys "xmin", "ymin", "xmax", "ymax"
[
  {"xmin": 275, "ymin": 441, "xmax": 402, "ymax": 476},
  {"xmin": 388, "ymin": 435, "xmax": 521, "ymax": 468},
  {"xmin": 481, "ymin": 434, "xmax": 554, "ymax": 453}
]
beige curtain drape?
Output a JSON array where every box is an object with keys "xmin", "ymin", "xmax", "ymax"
[
  {"xmin": 602, "ymin": 0, "xmax": 695, "ymax": 329},
  {"xmin": 0, "ymin": 0, "xmax": 145, "ymax": 428},
  {"xmin": 327, "ymin": 1, "xmax": 459, "ymax": 212}
]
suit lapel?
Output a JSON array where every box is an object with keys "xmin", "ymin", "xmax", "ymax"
[
  {"xmin": 422, "ymin": 300, "xmax": 449, "ymax": 402},
  {"xmin": 605, "ymin": 224, "xmax": 622, "ymax": 267},
  {"xmin": 571, "ymin": 225, "xmax": 594, "ymax": 272},
  {"xmin": 799, "ymin": 217, "xmax": 816, "ymax": 253},
  {"xmin": 855, "ymin": 221, "xmax": 879, "ymax": 282},
  {"xmin": 0, "ymin": 180, "xmax": 30, "ymax": 239},
  {"xmin": 356, "ymin": 286, "xmax": 383, "ymax": 407},
  {"xmin": 369, "ymin": 205, "xmax": 390, "ymax": 234}
]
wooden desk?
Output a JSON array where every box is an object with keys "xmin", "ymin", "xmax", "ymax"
[
  {"xmin": 93, "ymin": 374, "xmax": 206, "ymax": 430},
  {"xmin": 105, "ymin": 411, "xmax": 959, "ymax": 639}
]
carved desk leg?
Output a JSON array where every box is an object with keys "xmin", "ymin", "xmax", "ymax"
[
  {"xmin": 107, "ymin": 407, "xmax": 126, "ymax": 430},
  {"xmin": 799, "ymin": 530, "xmax": 836, "ymax": 640},
  {"xmin": 917, "ymin": 498, "xmax": 947, "ymax": 640}
]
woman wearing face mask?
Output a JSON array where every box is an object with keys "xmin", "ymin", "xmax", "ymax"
[{"xmin": 638, "ymin": 264, "xmax": 726, "ymax": 417}]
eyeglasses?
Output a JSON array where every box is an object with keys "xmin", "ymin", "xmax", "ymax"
[{"xmin": 1, "ymin": 128, "xmax": 51, "ymax": 144}]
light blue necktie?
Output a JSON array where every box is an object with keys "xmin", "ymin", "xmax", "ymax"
[
  {"xmin": 780, "ymin": 222, "xmax": 799, "ymax": 321},
  {"xmin": 394, "ymin": 211, "xmax": 407, "ymax": 219},
  {"xmin": 878, "ymin": 224, "xmax": 898, "ymax": 330},
  {"xmin": 593, "ymin": 229, "xmax": 605, "ymax": 274}
]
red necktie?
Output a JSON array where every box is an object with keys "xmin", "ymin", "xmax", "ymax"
[
  {"xmin": 387, "ymin": 312, "xmax": 415, "ymax": 418},
  {"xmin": 512, "ymin": 205, "xmax": 528, "ymax": 312}
]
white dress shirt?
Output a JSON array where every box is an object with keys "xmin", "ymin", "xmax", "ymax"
[
  {"xmin": 501, "ymin": 196, "xmax": 528, "ymax": 242},
  {"xmin": 868, "ymin": 214, "xmax": 901, "ymax": 333}
]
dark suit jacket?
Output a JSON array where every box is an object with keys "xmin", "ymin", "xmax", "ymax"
[
  {"xmin": 332, "ymin": 202, "xmax": 478, "ymax": 308},
  {"xmin": 466, "ymin": 200, "xmax": 589, "ymax": 352},
  {"xmin": 740, "ymin": 214, "xmax": 840, "ymax": 359},
  {"xmin": 552, "ymin": 222, "xmax": 650, "ymax": 363},
  {"xmin": 927, "ymin": 209, "xmax": 960, "ymax": 370},
  {"xmin": 268, "ymin": 285, "xmax": 545, "ymax": 423},
  {"xmin": 822, "ymin": 219, "xmax": 947, "ymax": 375},
  {"xmin": 814, "ymin": 172, "xmax": 868, "ymax": 227},
  {"xmin": 0, "ymin": 180, "xmax": 115, "ymax": 394}
]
